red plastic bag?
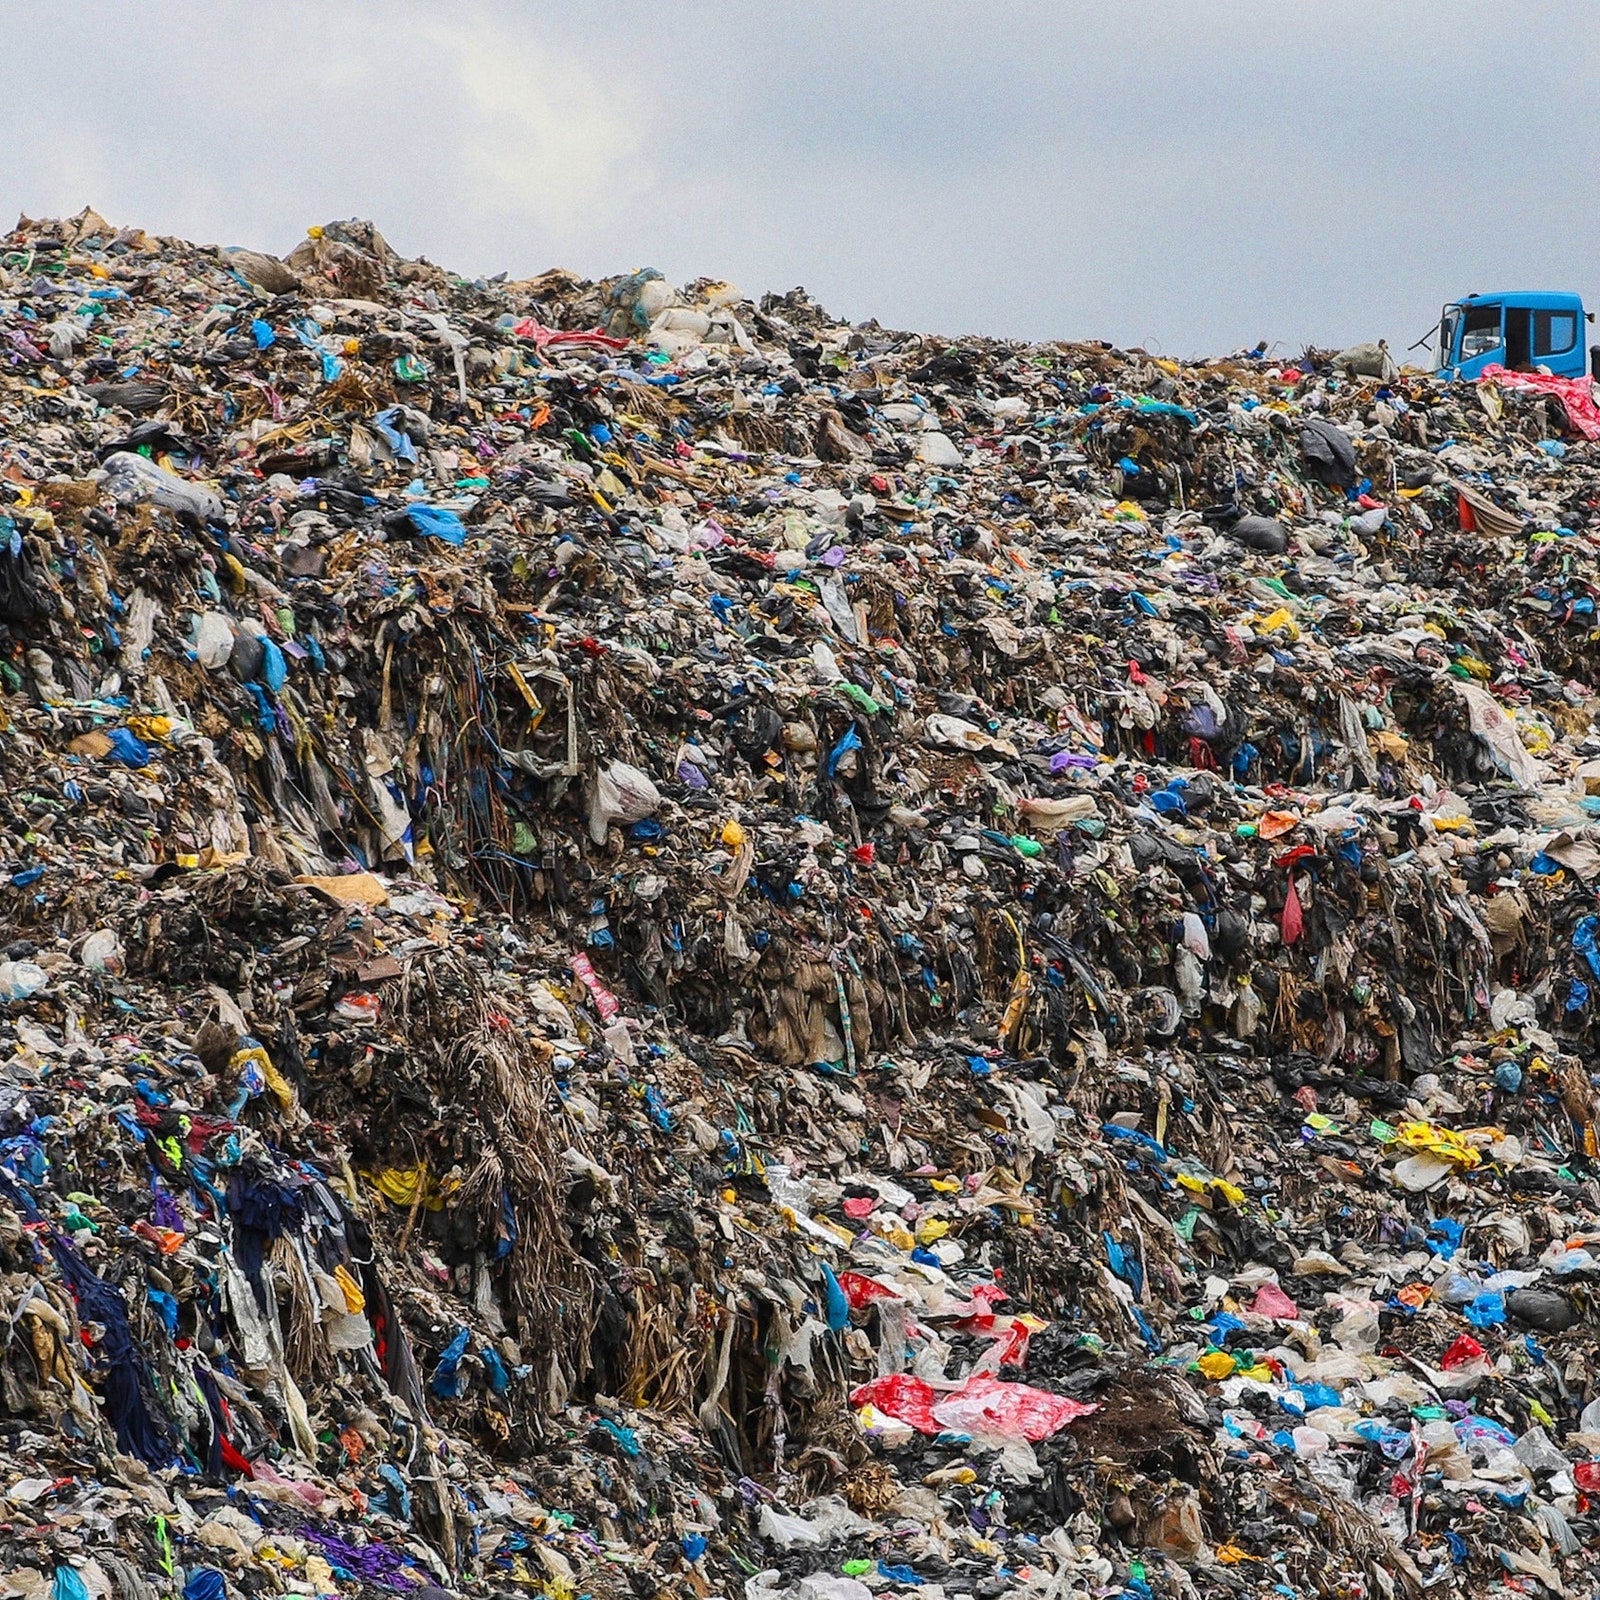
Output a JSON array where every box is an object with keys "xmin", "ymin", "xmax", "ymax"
[
  {"xmin": 952, "ymin": 1282, "xmax": 1009, "ymax": 1329},
  {"xmin": 334, "ymin": 991, "xmax": 381, "ymax": 1024},
  {"xmin": 1440, "ymin": 1334, "xmax": 1484, "ymax": 1370},
  {"xmin": 986, "ymin": 1316, "xmax": 1035, "ymax": 1367},
  {"xmin": 1281, "ymin": 877, "xmax": 1303, "ymax": 946},
  {"xmin": 837, "ymin": 1272, "xmax": 900, "ymax": 1311},
  {"xmin": 851, "ymin": 1373, "xmax": 1096, "ymax": 1440}
]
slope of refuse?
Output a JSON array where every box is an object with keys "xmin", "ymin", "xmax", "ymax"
[{"xmin": 3, "ymin": 208, "xmax": 1600, "ymax": 1600}]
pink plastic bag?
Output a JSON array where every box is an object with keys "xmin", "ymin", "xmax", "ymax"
[
  {"xmin": 510, "ymin": 318, "xmax": 627, "ymax": 353},
  {"xmin": 1252, "ymin": 1283, "xmax": 1299, "ymax": 1320},
  {"xmin": 1479, "ymin": 364, "xmax": 1600, "ymax": 440},
  {"xmin": 570, "ymin": 952, "xmax": 620, "ymax": 1021}
]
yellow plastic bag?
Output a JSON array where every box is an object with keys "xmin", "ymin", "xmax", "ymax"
[
  {"xmin": 1393, "ymin": 1122, "xmax": 1480, "ymax": 1170},
  {"xmin": 366, "ymin": 1165, "xmax": 446, "ymax": 1211},
  {"xmin": 1251, "ymin": 608, "xmax": 1301, "ymax": 642}
]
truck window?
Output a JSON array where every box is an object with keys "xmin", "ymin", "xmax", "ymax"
[
  {"xmin": 1439, "ymin": 309, "xmax": 1460, "ymax": 365},
  {"xmin": 1535, "ymin": 309, "xmax": 1577, "ymax": 357},
  {"xmin": 1460, "ymin": 304, "xmax": 1502, "ymax": 359},
  {"xmin": 1506, "ymin": 307, "xmax": 1532, "ymax": 369}
]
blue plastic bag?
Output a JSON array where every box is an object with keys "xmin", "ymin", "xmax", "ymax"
[
  {"xmin": 825, "ymin": 723, "xmax": 862, "ymax": 778},
  {"xmin": 480, "ymin": 1342, "xmax": 510, "ymax": 1395},
  {"xmin": 407, "ymin": 505, "xmax": 467, "ymax": 545},
  {"xmin": 181, "ymin": 1573, "xmax": 225, "ymax": 1600},
  {"xmin": 259, "ymin": 637, "xmax": 287, "ymax": 693},
  {"xmin": 1463, "ymin": 1291, "xmax": 1506, "ymax": 1328},
  {"xmin": 106, "ymin": 727, "xmax": 152, "ymax": 767},
  {"xmin": 819, "ymin": 1263, "xmax": 850, "ymax": 1332},
  {"xmin": 431, "ymin": 1326, "xmax": 472, "ymax": 1397},
  {"xmin": 372, "ymin": 407, "xmax": 419, "ymax": 464},
  {"xmin": 1575, "ymin": 916, "xmax": 1600, "ymax": 980}
]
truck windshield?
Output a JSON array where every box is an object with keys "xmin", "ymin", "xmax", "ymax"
[
  {"xmin": 1439, "ymin": 309, "xmax": 1460, "ymax": 368},
  {"xmin": 1460, "ymin": 304, "xmax": 1503, "ymax": 359}
]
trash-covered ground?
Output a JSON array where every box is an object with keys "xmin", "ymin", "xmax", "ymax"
[{"xmin": 5, "ymin": 208, "xmax": 1600, "ymax": 1600}]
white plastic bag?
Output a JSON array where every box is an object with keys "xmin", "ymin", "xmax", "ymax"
[
  {"xmin": 102, "ymin": 451, "xmax": 224, "ymax": 521},
  {"xmin": 1016, "ymin": 794, "xmax": 1099, "ymax": 829},
  {"xmin": 79, "ymin": 930, "xmax": 125, "ymax": 974},
  {"xmin": 926, "ymin": 714, "xmax": 1000, "ymax": 752},
  {"xmin": 192, "ymin": 610, "xmax": 236, "ymax": 669},
  {"xmin": 917, "ymin": 432, "xmax": 964, "ymax": 467},
  {"xmin": 0, "ymin": 961, "xmax": 47, "ymax": 1001},
  {"xmin": 587, "ymin": 760, "xmax": 663, "ymax": 844},
  {"xmin": 756, "ymin": 1504, "xmax": 824, "ymax": 1548}
]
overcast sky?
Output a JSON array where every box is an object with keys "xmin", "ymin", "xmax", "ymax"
[{"xmin": 5, "ymin": 1, "xmax": 1597, "ymax": 358}]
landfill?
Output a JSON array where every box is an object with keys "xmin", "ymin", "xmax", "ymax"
[{"xmin": 6, "ymin": 207, "xmax": 1600, "ymax": 1600}]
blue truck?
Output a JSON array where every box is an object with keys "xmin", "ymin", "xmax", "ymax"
[{"xmin": 1435, "ymin": 292, "xmax": 1597, "ymax": 381}]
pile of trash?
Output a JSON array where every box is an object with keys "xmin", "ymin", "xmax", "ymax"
[{"xmin": 7, "ymin": 207, "xmax": 1600, "ymax": 1600}]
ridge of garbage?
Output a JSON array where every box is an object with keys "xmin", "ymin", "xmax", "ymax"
[{"xmin": 1, "ymin": 207, "xmax": 1600, "ymax": 1600}]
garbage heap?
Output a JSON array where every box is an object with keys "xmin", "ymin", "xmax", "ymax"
[{"xmin": 5, "ymin": 209, "xmax": 1600, "ymax": 1600}]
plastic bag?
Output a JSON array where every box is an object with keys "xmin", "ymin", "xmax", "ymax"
[
  {"xmin": 1332, "ymin": 1305, "xmax": 1379, "ymax": 1353},
  {"xmin": 1233, "ymin": 978, "xmax": 1264, "ymax": 1036},
  {"xmin": 976, "ymin": 1430, "xmax": 1042, "ymax": 1482},
  {"xmin": 1421, "ymin": 1418, "xmax": 1472, "ymax": 1481},
  {"xmin": 79, "ymin": 930, "xmax": 125, "ymax": 974},
  {"xmin": 926, "ymin": 713, "xmax": 1007, "ymax": 753},
  {"xmin": 0, "ymin": 961, "xmax": 47, "ymax": 1001},
  {"xmin": 404, "ymin": 504, "xmax": 468, "ymax": 545},
  {"xmin": 260, "ymin": 637, "xmax": 288, "ymax": 693},
  {"xmin": 1252, "ymin": 1282, "xmax": 1299, "ymax": 1320},
  {"xmin": 917, "ymin": 432, "xmax": 964, "ymax": 467},
  {"xmin": 796, "ymin": 1497, "xmax": 874, "ymax": 1541},
  {"xmin": 101, "ymin": 451, "xmax": 224, "ymax": 521},
  {"xmin": 1439, "ymin": 1333, "xmax": 1484, "ymax": 1370},
  {"xmin": 570, "ymin": 952, "xmax": 621, "ymax": 1021},
  {"xmin": 875, "ymin": 1298, "xmax": 909, "ymax": 1377},
  {"xmin": 191, "ymin": 610, "xmax": 235, "ymax": 668},
  {"xmin": 1016, "ymin": 794, "xmax": 1099, "ymax": 830},
  {"xmin": 1513, "ymin": 1425, "xmax": 1570, "ymax": 1477},
  {"xmin": 1147, "ymin": 1489, "xmax": 1206, "ymax": 1565},
  {"xmin": 1434, "ymin": 1271, "xmax": 1482, "ymax": 1308},
  {"xmin": 1454, "ymin": 1414, "xmax": 1517, "ymax": 1462},
  {"xmin": 588, "ymin": 760, "xmax": 662, "ymax": 844},
  {"xmin": 837, "ymin": 1271, "xmax": 900, "ymax": 1310},
  {"xmin": 745, "ymin": 1576, "xmax": 873, "ymax": 1600},
  {"xmin": 756, "ymin": 1504, "xmax": 824, "ymax": 1548},
  {"xmin": 334, "ymin": 992, "xmax": 381, "ymax": 1024},
  {"xmin": 850, "ymin": 1373, "xmax": 1096, "ymax": 1441},
  {"xmin": 106, "ymin": 727, "xmax": 153, "ymax": 767}
]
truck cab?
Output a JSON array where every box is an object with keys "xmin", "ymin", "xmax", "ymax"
[{"xmin": 1435, "ymin": 291, "xmax": 1595, "ymax": 381}]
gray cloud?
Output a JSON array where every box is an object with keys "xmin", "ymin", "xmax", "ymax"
[{"xmin": 2, "ymin": 0, "xmax": 1595, "ymax": 355}]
